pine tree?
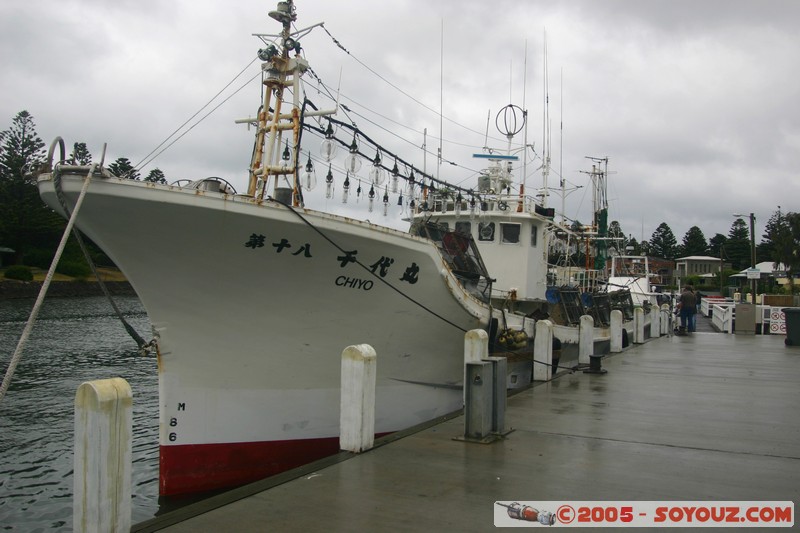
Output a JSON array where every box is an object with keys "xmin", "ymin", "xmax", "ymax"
[
  {"xmin": 648, "ymin": 222, "xmax": 678, "ymax": 259},
  {"xmin": 0, "ymin": 111, "xmax": 63, "ymax": 263},
  {"xmin": 144, "ymin": 168, "xmax": 167, "ymax": 184},
  {"xmin": 726, "ymin": 218, "xmax": 751, "ymax": 270},
  {"xmin": 70, "ymin": 142, "xmax": 92, "ymax": 165},
  {"xmin": 708, "ymin": 233, "xmax": 728, "ymax": 259},
  {"xmin": 760, "ymin": 211, "xmax": 800, "ymax": 292},
  {"xmin": 108, "ymin": 157, "xmax": 140, "ymax": 180},
  {"xmin": 680, "ymin": 226, "xmax": 708, "ymax": 257},
  {"xmin": 0, "ymin": 110, "xmax": 45, "ymax": 182}
]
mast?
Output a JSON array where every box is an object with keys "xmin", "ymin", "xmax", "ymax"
[
  {"xmin": 541, "ymin": 31, "xmax": 550, "ymax": 208},
  {"xmin": 243, "ymin": 1, "xmax": 337, "ymax": 204},
  {"xmin": 585, "ymin": 156, "xmax": 609, "ymax": 272}
]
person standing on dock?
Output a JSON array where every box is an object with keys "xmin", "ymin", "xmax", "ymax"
[{"xmin": 679, "ymin": 285, "xmax": 697, "ymax": 334}]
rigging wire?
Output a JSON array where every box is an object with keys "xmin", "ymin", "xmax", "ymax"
[
  {"xmin": 133, "ymin": 57, "xmax": 260, "ymax": 173},
  {"xmin": 310, "ymin": 73, "xmax": 496, "ymax": 152},
  {"xmin": 320, "ymin": 25, "xmax": 516, "ymax": 147}
]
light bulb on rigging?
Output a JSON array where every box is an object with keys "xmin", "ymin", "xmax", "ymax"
[
  {"xmin": 344, "ymin": 135, "xmax": 362, "ymax": 174},
  {"xmin": 391, "ymin": 159, "xmax": 399, "ymax": 193},
  {"xmin": 282, "ymin": 140, "xmax": 291, "ymax": 162},
  {"xmin": 302, "ymin": 152, "xmax": 317, "ymax": 191},
  {"xmin": 342, "ymin": 173, "xmax": 351, "ymax": 204},
  {"xmin": 368, "ymin": 184, "xmax": 375, "ymax": 212},
  {"xmin": 325, "ymin": 165, "xmax": 334, "ymax": 199},
  {"xmin": 369, "ymin": 149, "xmax": 385, "ymax": 186},
  {"xmin": 320, "ymin": 121, "xmax": 337, "ymax": 162}
]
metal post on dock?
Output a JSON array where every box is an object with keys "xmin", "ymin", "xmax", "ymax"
[
  {"xmin": 459, "ymin": 329, "xmax": 508, "ymax": 443},
  {"xmin": 464, "ymin": 329, "xmax": 488, "ymax": 405},
  {"xmin": 483, "ymin": 356, "xmax": 507, "ymax": 434},
  {"xmin": 533, "ymin": 319, "xmax": 553, "ymax": 381},
  {"xmin": 464, "ymin": 360, "xmax": 494, "ymax": 441},
  {"xmin": 634, "ymin": 307, "xmax": 645, "ymax": 344},
  {"xmin": 610, "ymin": 310, "xmax": 623, "ymax": 352},
  {"xmin": 340, "ymin": 344, "xmax": 377, "ymax": 453},
  {"xmin": 74, "ymin": 377, "xmax": 132, "ymax": 533},
  {"xmin": 579, "ymin": 315, "xmax": 594, "ymax": 365}
]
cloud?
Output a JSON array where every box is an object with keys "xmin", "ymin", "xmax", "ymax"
[{"xmin": 2, "ymin": 0, "xmax": 798, "ymax": 243}]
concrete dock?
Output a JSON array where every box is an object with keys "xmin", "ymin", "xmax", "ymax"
[{"xmin": 135, "ymin": 329, "xmax": 799, "ymax": 531}]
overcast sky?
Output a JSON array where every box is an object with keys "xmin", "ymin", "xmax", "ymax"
[{"xmin": 2, "ymin": 0, "xmax": 798, "ymax": 245}]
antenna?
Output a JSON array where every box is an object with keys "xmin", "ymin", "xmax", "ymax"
[
  {"xmin": 522, "ymin": 40, "xmax": 529, "ymax": 203},
  {"xmin": 438, "ymin": 18, "xmax": 444, "ymax": 181},
  {"xmin": 509, "ymin": 59, "xmax": 513, "ymax": 104},
  {"xmin": 541, "ymin": 29, "xmax": 550, "ymax": 208},
  {"xmin": 483, "ymin": 109, "xmax": 491, "ymax": 151},
  {"xmin": 560, "ymin": 68, "xmax": 564, "ymax": 222}
]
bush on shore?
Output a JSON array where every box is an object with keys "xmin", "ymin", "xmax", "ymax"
[{"xmin": 4, "ymin": 265, "xmax": 34, "ymax": 281}]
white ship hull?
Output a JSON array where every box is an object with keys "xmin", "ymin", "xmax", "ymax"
[
  {"xmin": 33, "ymin": 1, "xmax": 649, "ymax": 497},
  {"xmin": 39, "ymin": 174, "xmax": 492, "ymax": 494}
]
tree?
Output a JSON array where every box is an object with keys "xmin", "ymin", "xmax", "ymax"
[
  {"xmin": 144, "ymin": 168, "xmax": 167, "ymax": 184},
  {"xmin": 648, "ymin": 222, "xmax": 678, "ymax": 259},
  {"xmin": 0, "ymin": 111, "xmax": 63, "ymax": 263},
  {"xmin": 70, "ymin": 142, "xmax": 92, "ymax": 165},
  {"xmin": 626, "ymin": 237, "xmax": 643, "ymax": 256},
  {"xmin": 726, "ymin": 218, "xmax": 751, "ymax": 270},
  {"xmin": 0, "ymin": 110, "xmax": 45, "ymax": 181},
  {"xmin": 607, "ymin": 220, "xmax": 628, "ymax": 255},
  {"xmin": 108, "ymin": 157, "xmax": 139, "ymax": 180},
  {"xmin": 764, "ymin": 210, "xmax": 800, "ymax": 293},
  {"xmin": 758, "ymin": 208, "xmax": 790, "ymax": 264},
  {"xmin": 679, "ymin": 226, "xmax": 708, "ymax": 257},
  {"xmin": 708, "ymin": 233, "xmax": 728, "ymax": 259}
]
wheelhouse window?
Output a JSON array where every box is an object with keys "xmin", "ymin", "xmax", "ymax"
[
  {"xmin": 478, "ymin": 222, "xmax": 495, "ymax": 241},
  {"xmin": 530, "ymin": 225, "xmax": 538, "ymax": 246},
  {"xmin": 500, "ymin": 223, "xmax": 521, "ymax": 244},
  {"xmin": 455, "ymin": 221, "xmax": 472, "ymax": 237}
]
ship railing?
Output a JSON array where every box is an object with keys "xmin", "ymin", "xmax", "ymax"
[{"xmin": 419, "ymin": 191, "xmax": 555, "ymax": 219}]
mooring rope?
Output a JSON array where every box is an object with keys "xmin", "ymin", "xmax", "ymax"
[
  {"xmin": 52, "ymin": 165, "xmax": 150, "ymax": 353},
  {"xmin": 0, "ymin": 165, "xmax": 96, "ymax": 404}
]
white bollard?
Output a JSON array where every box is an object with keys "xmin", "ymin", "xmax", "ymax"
[
  {"xmin": 660, "ymin": 304, "xmax": 671, "ymax": 335},
  {"xmin": 610, "ymin": 309, "xmax": 623, "ymax": 352},
  {"xmin": 533, "ymin": 320, "xmax": 553, "ymax": 381},
  {"xmin": 74, "ymin": 378, "xmax": 132, "ymax": 533},
  {"xmin": 634, "ymin": 307, "xmax": 645, "ymax": 344},
  {"xmin": 340, "ymin": 344, "xmax": 377, "ymax": 453},
  {"xmin": 651, "ymin": 304, "xmax": 661, "ymax": 337},
  {"xmin": 464, "ymin": 329, "xmax": 489, "ymax": 404},
  {"xmin": 579, "ymin": 315, "xmax": 594, "ymax": 365}
]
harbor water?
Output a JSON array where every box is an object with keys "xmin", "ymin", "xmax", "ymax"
[{"xmin": 0, "ymin": 295, "xmax": 159, "ymax": 531}]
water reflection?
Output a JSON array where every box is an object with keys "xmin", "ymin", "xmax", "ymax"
[{"xmin": 0, "ymin": 296, "xmax": 159, "ymax": 531}]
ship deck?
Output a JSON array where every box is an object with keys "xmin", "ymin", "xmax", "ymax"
[{"xmin": 135, "ymin": 323, "xmax": 800, "ymax": 531}]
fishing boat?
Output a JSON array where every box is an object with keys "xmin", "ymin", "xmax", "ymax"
[{"xmin": 36, "ymin": 1, "xmax": 651, "ymax": 496}]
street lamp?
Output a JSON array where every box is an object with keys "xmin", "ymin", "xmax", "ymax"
[{"xmin": 733, "ymin": 212, "xmax": 757, "ymax": 302}]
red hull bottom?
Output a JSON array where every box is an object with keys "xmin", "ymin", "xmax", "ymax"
[{"xmin": 159, "ymin": 437, "xmax": 340, "ymax": 496}]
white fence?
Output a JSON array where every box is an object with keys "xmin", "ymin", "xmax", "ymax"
[
  {"xmin": 711, "ymin": 304, "xmax": 735, "ymax": 333},
  {"xmin": 707, "ymin": 302, "xmax": 791, "ymax": 335}
]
